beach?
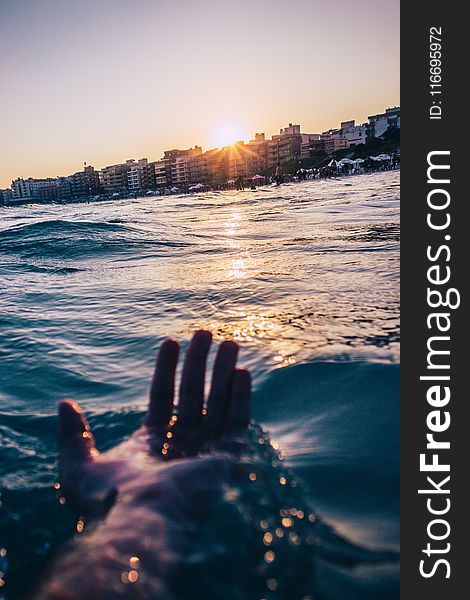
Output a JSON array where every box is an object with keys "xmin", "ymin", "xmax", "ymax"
[{"xmin": 0, "ymin": 171, "xmax": 399, "ymax": 598}]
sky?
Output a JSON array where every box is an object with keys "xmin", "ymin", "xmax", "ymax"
[{"xmin": 0, "ymin": 0, "xmax": 399, "ymax": 188}]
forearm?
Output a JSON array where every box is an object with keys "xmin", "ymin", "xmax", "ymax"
[{"xmin": 33, "ymin": 506, "xmax": 176, "ymax": 600}]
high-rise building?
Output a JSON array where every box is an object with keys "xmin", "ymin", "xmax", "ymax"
[
  {"xmin": 367, "ymin": 107, "xmax": 400, "ymax": 140},
  {"xmin": 154, "ymin": 146, "xmax": 202, "ymax": 187},
  {"xmin": 267, "ymin": 123, "xmax": 303, "ymax": 166},
  {"xmin": 188, "ymin": 148, "xmax": 225, "ymax": 185},
  {"xmin": 11, "ymin": 178, "xmax": 32, "ymax": 200},
  {"xmin": 225, "ymin": 142, "xmax": 250, "ymax": 179},
  {"xmin": 60, "ymin": 165, "xmax": 102, "ymax": 199},
  {"xmin": 246, "ymin": 133, "xmax": 269, "ymax": 174},
  {"xmin": 300, "ymin": 133, "xmax": 321, "ymax": 158},
  {"xmin": 11, "ymin": 177, "xmax": 61, "ymax": 200},
  {"xmin": 0, "ymin": 188, "xmax": 12, "ymax": 203},
  {"xmin": 126, "ymin": 159, "xmax": 154, "ymax": 192},
  {"xmin": 339, "ymin": 120, "xmax": 367, "ymax": 146},
  {"xmin": 151, "ymin": 160, "xmax": 168, "ymax": 188},
  {"xmin": 101, "ymin": 162, "xmax": 131, "ymax": 194}
]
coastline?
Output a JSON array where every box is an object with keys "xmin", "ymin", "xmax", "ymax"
[{"xmin": 1, "ymin": 163, "xmax": 400, "ymax": 209}]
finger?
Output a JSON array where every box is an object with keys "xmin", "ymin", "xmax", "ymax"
[
  {"xmin": 178, "ymin": 330, "xmax": 212, "ymax": 425},
  {"xmin": 58, "ymin": 399, "xmax": 97, "ymax": 465},
  {"xmin": 146, "ymin": 338, "xmax": 179, "ymax": 428},
  {"xmin": 206, "ymin": 340, "xmax": 239, "ymax": 432},
  {"xmin": 227, "ymin": 369, "xmax": 251, "ymax": 429}
]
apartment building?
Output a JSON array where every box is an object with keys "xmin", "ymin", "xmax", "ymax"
[
  {"xmin": 101, "ymin": 162, "xmax": 131, "ymax": 194},
  {"xmin": 126, "ymin": 159, "xmax": 154, "ymax": 192},
  {"xmin": 157, "ymin": 146, "xmax": 202, "ymax": 187},
  {"xmin": 11, "ymin": 177, "xmax": 61, "ymax": 200},
  {"xmin": 367, "ymin": 107, "xmax": 400, "ymax": 140},
  {"xmin": 339, "ymin": 120, "xmax": 367, "ymax": 146},
  {"xmin": 267, "ymin": 124, "xmax": 303, "ymax": 166},
  {"xmin": 60, "ymin": 165, "xmax": 102, "ymax": 199},
  {"xmin": 0, "ymin": 188, "xmax": 12, "ymax": 203}
]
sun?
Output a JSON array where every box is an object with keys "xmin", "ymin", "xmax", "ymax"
[{"xmin": 212, "ymin": 121, "xmax": 250, "ymax": 148}]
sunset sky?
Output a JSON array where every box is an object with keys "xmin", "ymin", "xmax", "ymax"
[{"xmin": 0, "ymin": 0, "xmax": 399, "ymax": 188}]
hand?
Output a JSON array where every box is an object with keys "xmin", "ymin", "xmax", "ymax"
[{"xmin": 57, "ymin": 330, "xmax": 251, "ymax": 517}]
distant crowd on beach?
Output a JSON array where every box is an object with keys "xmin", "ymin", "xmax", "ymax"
[{"xmin": 227, "ymin": 151, "xmax": 400, "ymax": 190}]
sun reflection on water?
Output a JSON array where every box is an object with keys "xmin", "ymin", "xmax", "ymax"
[{"xmin": 204, "ymin": 309, "xmax": 298, "ymax": 367}]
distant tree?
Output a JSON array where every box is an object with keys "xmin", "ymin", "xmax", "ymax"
[{"xmin": 381, "ymin": 126, "xmax": 400, "ymax": 146}]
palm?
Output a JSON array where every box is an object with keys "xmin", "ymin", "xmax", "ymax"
[{"xmin": 57, "ymin": 330, "xmax": 251, "ymax": 516}]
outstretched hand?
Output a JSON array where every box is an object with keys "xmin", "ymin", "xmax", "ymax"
[{"xmin": 57, "ymin": 330, "xmax": 251, "ymax": 516}]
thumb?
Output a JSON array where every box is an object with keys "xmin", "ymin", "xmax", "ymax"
[{"xmin": 58, "ymin": 399, "xmax": 98, "ymax": 466}]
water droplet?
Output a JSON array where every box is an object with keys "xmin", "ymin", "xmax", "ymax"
[
  {"xmin": 308, "ymin": 513, "xmax": 317, "ymax": 523},
  {"xmin": 263, "ymin": 532, "xmax": 273, "ymax": 545},
  {"xmin": 267, "ymin": 578, "xmax": 278, "ymax": 591},
  {"xmin": 76, "ymin": 517, "xmax": 85, "ymax": 533},
  {"xmin": 289, "ymin": 532, "xmax": 300, "ymax": 545},
  {"xmin": 128, "ymin": 570, "xmax": 139, "ymax": 583},
  {"xmin": 264, "ymin": 550, "xmax": 275, "ymax": 563}
]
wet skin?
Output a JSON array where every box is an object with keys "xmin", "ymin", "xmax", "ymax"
[{"xmin": 35, "ymin": 330, "xmax": 252, "ymax": 599}]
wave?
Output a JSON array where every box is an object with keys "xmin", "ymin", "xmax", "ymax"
[{"xmin": 0, "ymin": 219, "xmax": 189, "ymax": 259}]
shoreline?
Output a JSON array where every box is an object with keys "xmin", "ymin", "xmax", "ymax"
[{"xmin": 1, "ymin": 165, "xmax": 400, "ymax": 210}]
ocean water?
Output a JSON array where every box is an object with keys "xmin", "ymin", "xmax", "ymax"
[{"xmin": 0, "ymin": 171, "xmax": 400, "ymax": 598}]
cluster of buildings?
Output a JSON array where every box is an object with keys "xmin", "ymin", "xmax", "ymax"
[{"xmin": 1, "ymin": 107, "xmax": 400, "ymax": 203}]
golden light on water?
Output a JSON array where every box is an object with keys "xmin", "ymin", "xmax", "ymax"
[
  {"xmin": 171, "ymin": 203, "xmax": 300, "ymax": 366},
  {"xmin": 226, "ymin": 311, "xmax": 270, "ymax": 342},
  {"xmin": 228, "ymin": 257, "xmax": 247, "ymax": 279},
  {"xmin": 225, "ymin": 211, "xmax": 242, "ymax": 238}
]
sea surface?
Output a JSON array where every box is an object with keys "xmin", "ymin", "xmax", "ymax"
[{"xmin": 0, "ymin": 171, "xmax": 400, "ymax": 598}]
